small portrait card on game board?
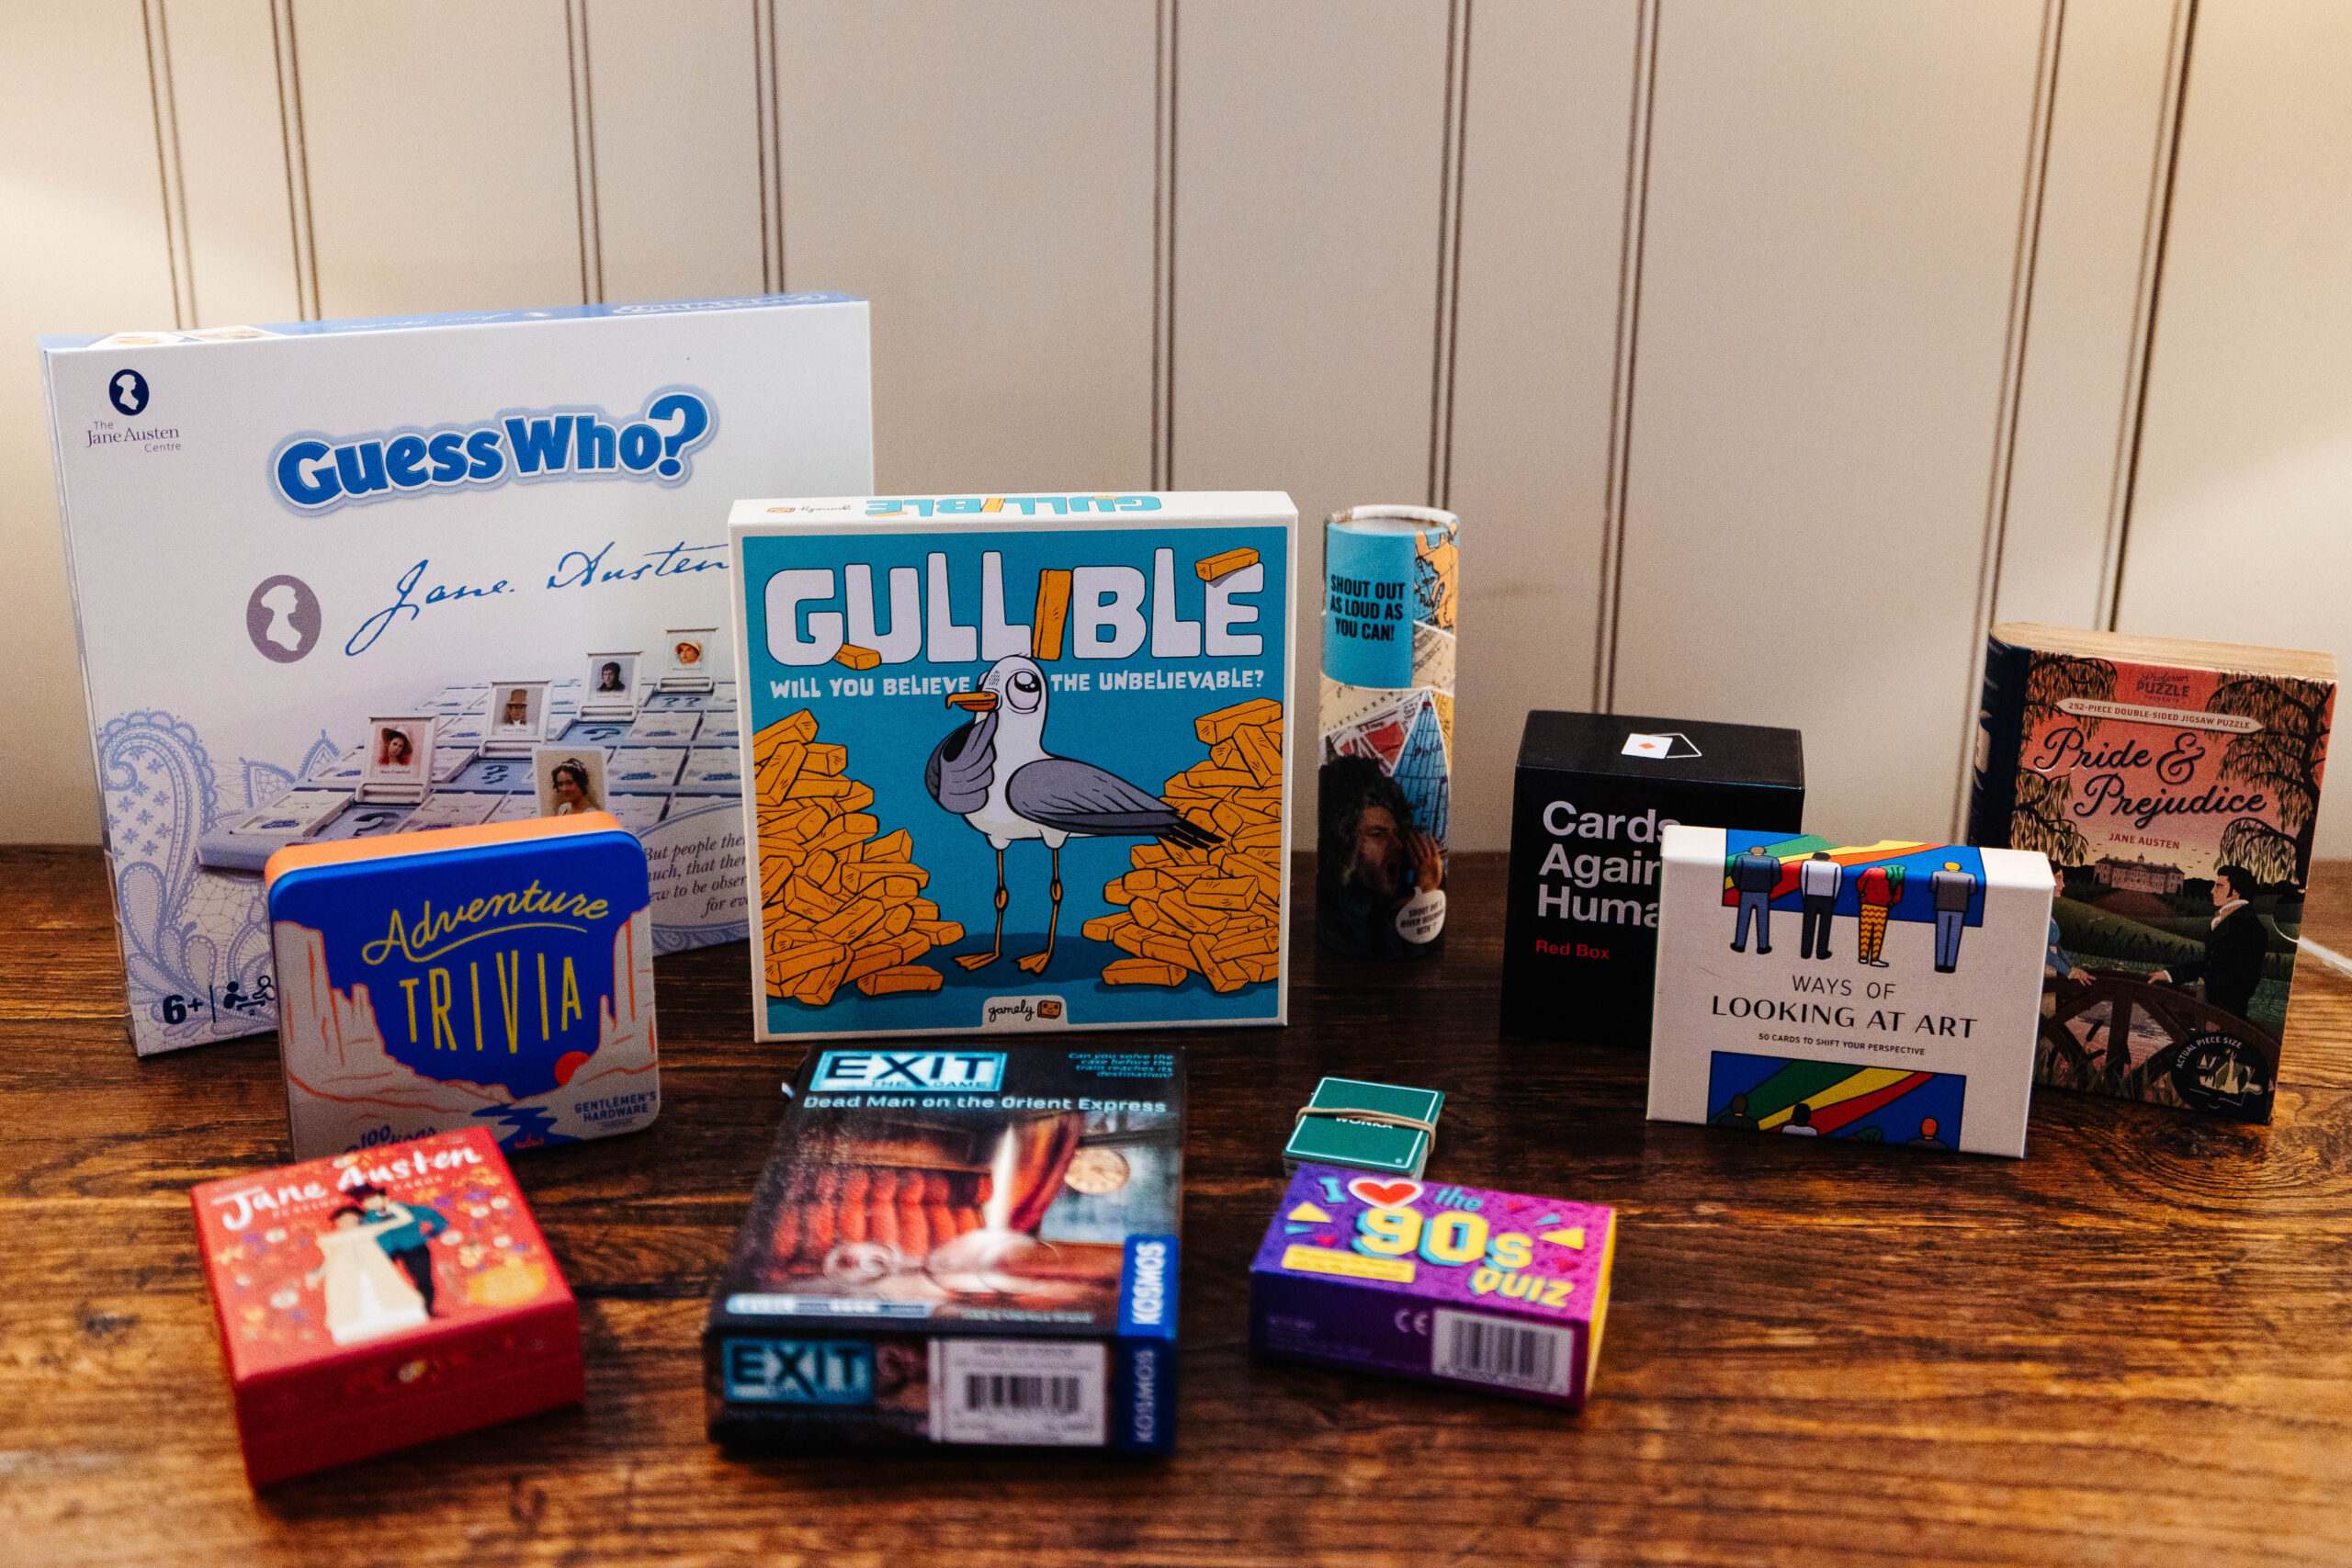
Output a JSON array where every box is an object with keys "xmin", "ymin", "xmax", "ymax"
[
  {"xmin": 1249, "ymin": 1164, "xmax": 1616, "ymax": 1411},
  {"xmin": 581, "ymin": 651, "xmax": 640, "ymax": 720},
  {"xmin": 190, "ymin": 1127, "xmax": 583, "ymax": 1486},
  {"xmin": 356, "ymin": 716, "xmax": 437, "ymax": 804},
  {"xmin": 1646, "ymin": 825, "xmax": 2052, "ymax": 1158},
  {"xmin": 481, "ymin": 681, "xmax": 551, "ymax": 757},
  {"xmin": 264, "ymin": 813, "xmax": 660, "ymax": 1159},
  {"xmin": 659, "ymin": 627, "xmax": 717, "ymax": 692},
  {"xmin": 534, "ymin": 746, "xmax": 609, "ymax": 818}
]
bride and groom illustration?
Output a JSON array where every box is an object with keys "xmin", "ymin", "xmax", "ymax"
[{"xmin": 304, "ymin": 1184, "xmax": 447, "ymax": 1346}]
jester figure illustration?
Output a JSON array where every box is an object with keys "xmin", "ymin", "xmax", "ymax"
[
  {"xmin": 1719, "ymin": 838, "xmax": 1988, "ymax": 974},
  {"xmin": 926, "ymin": 654, "xmax": 1219, "ymax": 974}
]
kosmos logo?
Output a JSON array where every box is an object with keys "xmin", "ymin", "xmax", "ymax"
[{"xmin": 270, "ymin": 388, "xmax": 714, "ymax": 514}]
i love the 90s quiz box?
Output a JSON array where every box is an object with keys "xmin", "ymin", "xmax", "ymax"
[
  {"xmin": 726, "ymin": 492, "xmax": 1295, "ymax": 1041},
  {"xmin": 42, "ymin": 295, "xmax": 871, "ymax": 1056}
]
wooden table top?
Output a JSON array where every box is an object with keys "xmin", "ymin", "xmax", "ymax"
[{"xmin": 7, "ymin": 845, "xmax": 2352, "ymax": 1565}]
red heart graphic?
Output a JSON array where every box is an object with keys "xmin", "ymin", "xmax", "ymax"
[
  {"xmin": 1348, "ymin": 1177, "xmax": 1423, "ymax": 1209},
  {"xmin": 1505, "ymin": 1199, "xmax": 1525, "ymax": 1212},
  {"xmin": 1314, "ymin": 1233, "xmax": 1338, "ymax": 1247}
]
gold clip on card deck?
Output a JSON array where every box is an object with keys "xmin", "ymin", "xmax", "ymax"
[{"xmin": 727, "ymin": 491, "xmax": 1295, "ymax": 1040}]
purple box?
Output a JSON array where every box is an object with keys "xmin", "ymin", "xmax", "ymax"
[{"xmin": 1249, "ymin": 1164, "xmax": 1617, "ymax": 1410}]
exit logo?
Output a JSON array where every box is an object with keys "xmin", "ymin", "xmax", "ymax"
[{"xmin": 808, "ymin": 1050, "xmax": 1007, "ymax": 1093}]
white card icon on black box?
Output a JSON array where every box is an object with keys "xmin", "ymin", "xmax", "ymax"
[{"xmin": 1622, "ymin": 731, "xmax": 1702, "ymax": 761}]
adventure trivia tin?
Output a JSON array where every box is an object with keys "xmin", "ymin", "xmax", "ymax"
[
  {"xmin": 263, "ymin": 814, "xmax": 660, "ymax": 1160},
  {"xmin": 191, "ymin": 1127, "xmax": 583, "ymax": 1486}
]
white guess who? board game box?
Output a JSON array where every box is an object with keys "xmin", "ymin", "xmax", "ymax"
[
  {"xmin": 1646, "ymin": 825, "xmax": 2052, "ymax": 1158},
  {"xmin": 42, "ymin": 296, "xmax": 873, "ymax": 1055}
]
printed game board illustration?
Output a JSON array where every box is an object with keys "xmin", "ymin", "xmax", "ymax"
[
  {"xmin": 736, "ymin": 511, "xmax": 1290, "ymax": 1034},
  {"xmin": 119, "ymin": 662, "xmax": 744, "ymax": 1065},
  {"xmin": 1705, "ymin": 1050, "xmax": 1967, "ymax": 1147},
  {"xmin": 1719, "ymin": 836, "xmax": 1985, "ymax": 973},
  {"xmin": 1984, "ymin": 649, "xmax": 2330, "ymax": 1122}
]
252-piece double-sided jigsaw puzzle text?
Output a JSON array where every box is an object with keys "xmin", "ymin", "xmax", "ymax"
[{"xmin": 727, "ymin": 492, "xmax": 1296, "ymax": 1040}]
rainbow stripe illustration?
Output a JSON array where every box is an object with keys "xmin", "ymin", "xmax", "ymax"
[{"xmin": 1706, "ymin": 1051, "xmax": 1966, "ymax": 1147}]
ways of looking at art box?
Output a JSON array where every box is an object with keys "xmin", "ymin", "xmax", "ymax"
[{"xmin": 1647, "ymin": 825, "xmax": 2052, "ymax": 1159}]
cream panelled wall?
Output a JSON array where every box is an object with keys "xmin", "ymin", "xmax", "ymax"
[{"xmin": 2, "ymin": 0, "xmax": 2343, "ymax": 854}]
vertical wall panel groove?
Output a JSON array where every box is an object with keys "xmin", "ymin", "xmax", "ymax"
[
  {"xmin": 1594, "ymin": 0, "xmax": 1659, "ymax": 713},
  {"xmin": 141, "ymin": 0, "xmax": 193, "ymax": 328},
  {"xmin": 1427, "ymin": 0, "xmax": 1471, "ymax": 511},
  {"xmin": 565, "ymin": 0, "xmax": 605, "ymax": 306},
  {"xmin": 2105, "ymin": 0, "xmax": 2199, "ymax": 628},
  {"xmin": 753, "ymin": 0, "xmax": 785, "ymax": 293},
  {"xmin": 1949, "ymin": 0, "xmax": 2067, "ymax": 834},
  {"xmin": 271, "ymin": 0, "xmax": 321, "ymax": 319},
  {"xmin": 1151, "ymin": 0, "xmax": 1179, "ymax": 491}
]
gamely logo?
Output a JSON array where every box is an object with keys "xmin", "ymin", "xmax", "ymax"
[
  {"xmin": 808, "ymin": 1050, "xmax": 1006, "ymax": 1093},
  {"xmin": 270, "ymin": 388, "xmax": 713, "ymax": 513}
]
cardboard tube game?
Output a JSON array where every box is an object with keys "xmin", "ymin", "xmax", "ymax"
[{"xmin": 1318, "ymin": 505, "xmax": 1457, "ymax": 960}]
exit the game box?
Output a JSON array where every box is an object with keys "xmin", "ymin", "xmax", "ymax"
[
  {"xmin": 726, "ymin": 492, "xmax": 1295, "ymax": 1041},
  {"xmin": 705, "ymin": 1043, "xmax": 1184, "ymax": 1451},
  {"xmin": 41, "ymin": 295, "xmax": 872, "ymax": 1055}
]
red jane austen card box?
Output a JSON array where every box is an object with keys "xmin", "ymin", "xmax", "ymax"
[{"xmin": 191, "ymin": 1127, "xmax": 582, "ymax": 1486}]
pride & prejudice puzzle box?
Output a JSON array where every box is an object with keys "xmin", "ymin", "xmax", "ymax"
[
  {"xmin": 1970, "ymin": 623, "xmax": 2336, "ymax": 1122},
  {"xmin": 726, "ymin": 492, "xmax": 1295, "ymax": 1041}
]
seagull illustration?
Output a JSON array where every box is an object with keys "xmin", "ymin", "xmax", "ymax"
[{"xmin": 926, "ymin": 653, "xmax": 1218, "ymax": 975}]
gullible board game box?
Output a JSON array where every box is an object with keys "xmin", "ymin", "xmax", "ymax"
[
  {"xmin": 726, "ymin": 491, "xmax": 1295, "ymax": 1040},
  {"xmin": 40, "ymin": 293, "xmax": 872, "ymax": 1056},
  {"xmin": 1970, "ymin": 623, "xmax": 2337, "ymax": 1122},
  {"xmin": 1249, "ymin": 1164, "xmax": 1615, "ymax": 1411},
  {"xmin": 264, "ymin": 813, "xmax": 658, "ymax": 1160},
  {"xmin": 1646, "ymin": 825, "xmax": 2052, "ymax": 1158},
  {"xmin": 191, "ymin": 1127, "xmax": 582, "ymax": 1486},
  {"xmin": 705, "ymin": 1043, "xmax": 1184, "ymax": 1451},
  {"xmin": 1501, "ymin": 711, "xmax": 1804, "ymax": 1043}
]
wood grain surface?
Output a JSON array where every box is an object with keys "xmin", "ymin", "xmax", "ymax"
[{"xmin": 6, "ymin": 847, "xmax": 2352, "ymax": 1566}]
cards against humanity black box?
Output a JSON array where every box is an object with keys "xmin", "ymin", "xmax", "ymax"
[{"xmin": 1501, "ymin": 712, "xmax": 1804, "ymax": 1043}]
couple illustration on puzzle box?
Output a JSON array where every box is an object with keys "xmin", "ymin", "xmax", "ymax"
[
  {"xmin": 303, "ymin": 1184, "xmax": 447, "ymax": 1347},
  {"xmin": 1724, "ymin": 843, "xmax": 1981, "ymax": 974}
]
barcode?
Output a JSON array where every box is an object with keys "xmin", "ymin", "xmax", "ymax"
[
  {"xmin": 964, "ymin": 1373, "xmax": 1082, "ymax": 1414},
  {"xmin": 932, "ymin": 1339, "xmax": 1107, "ymax": 1445},
  {"xmin": 1430, "ymin": 1309, "xmax": 1572, "ymax": 1395}
]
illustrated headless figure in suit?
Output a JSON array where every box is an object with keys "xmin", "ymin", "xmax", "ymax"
[{"xmin": 2153, "ymin": 864, "xmax": 2267, "ymax": 1022}]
